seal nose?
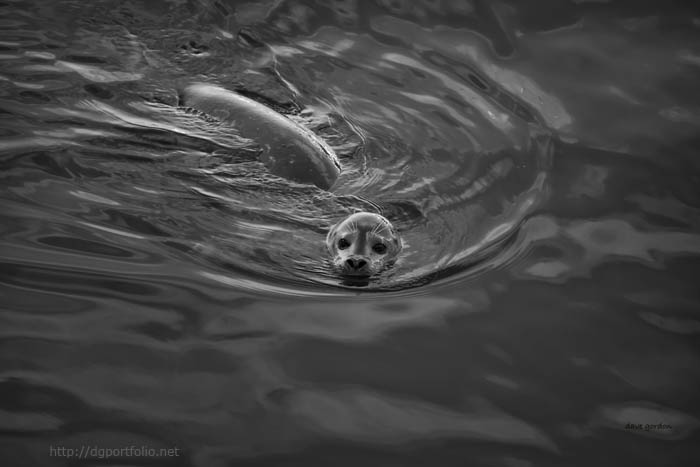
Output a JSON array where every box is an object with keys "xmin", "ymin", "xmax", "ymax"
[{"xmin": 345, "ymin": 257, "xmax": 367, "ymax": 271}]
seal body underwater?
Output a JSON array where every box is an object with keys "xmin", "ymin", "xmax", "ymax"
[
  {"xmin": 180, "ymin": 83, "xmax": 341, "ymax": 190},
  {"xmin": 179, "ymin": 83, "xmax": 402, "ymax": 277}
]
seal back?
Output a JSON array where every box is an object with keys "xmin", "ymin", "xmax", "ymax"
[{"xmin": 180, "ymin": 83, "xmax": 341, "ymax": 190}]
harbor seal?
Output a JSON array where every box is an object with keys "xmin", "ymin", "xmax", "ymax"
[
  {"xmin": 326, "ymin": 212, "xmax": 402, "ymax": 277},
  {"xmin": 180, "ymin": 83, "xmax": 402, "ymax": 278}
]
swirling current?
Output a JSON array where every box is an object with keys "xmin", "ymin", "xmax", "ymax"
[{"xmin": 1, "ymin": 1, "xmax": 700, "ymax": 466}]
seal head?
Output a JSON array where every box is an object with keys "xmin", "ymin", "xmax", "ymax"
[{"xmin": 326, "ymin": 212, "xmax": 402, "ymax": 277}]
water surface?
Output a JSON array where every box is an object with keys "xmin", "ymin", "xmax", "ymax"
[{"xmin": 1, "ymin": 1, "xmax": 700, "ymax": 466}]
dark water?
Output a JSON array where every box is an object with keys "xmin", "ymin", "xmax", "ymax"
[{"xmin": 2, "ymin": 0, "xmax": 700, "ymax": 465}]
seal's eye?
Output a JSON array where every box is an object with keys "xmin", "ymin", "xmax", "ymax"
[
  {"xmin": 372, "ymin": 243, "xmax": 387, "ymax": 254},
  {"xmin": 337, "ymin": 238, "xmax": 350, "ymax": 250}
]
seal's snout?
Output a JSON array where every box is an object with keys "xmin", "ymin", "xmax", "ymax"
[{"xmin": 344, "ymin": 256, "xmax": 369, "ymax": 274}]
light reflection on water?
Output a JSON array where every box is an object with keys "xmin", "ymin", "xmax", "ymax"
[{"xmin": 1, "ymin": 0, "xmax": 700, "ymax": 466}]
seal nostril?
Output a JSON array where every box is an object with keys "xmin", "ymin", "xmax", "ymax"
[{"xmin": 357, "ymin": 259, "xmax": 367, "ymax": 269}]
